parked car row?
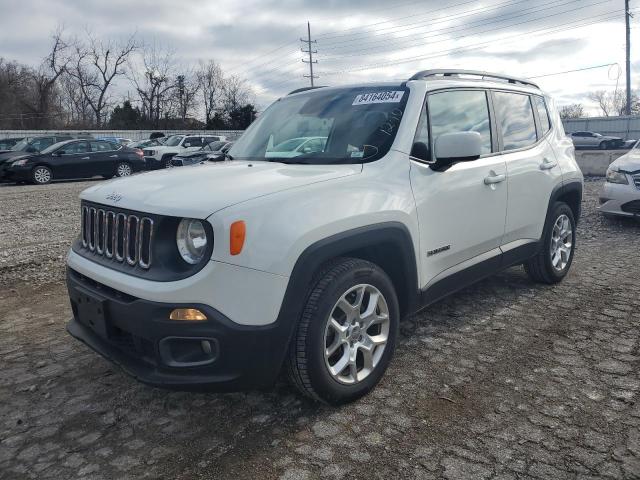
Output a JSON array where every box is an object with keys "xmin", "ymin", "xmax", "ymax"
[{"xmin": 0, "ymin": 132, "xmax": 233, "ymax": 185}]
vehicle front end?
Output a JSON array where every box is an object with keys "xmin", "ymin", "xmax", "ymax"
[
  {"xmin": 599, "ymin": 144, "xmax": 640, "ymax": 218},
  {"xmin": 0, "ymin": 155, "xmax": 37, "ymax": 182},
  {"xmin": 66, "ymin": 190, "xmax": 292, "ymax": 391}
]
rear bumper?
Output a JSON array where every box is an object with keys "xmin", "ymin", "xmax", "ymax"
[{"xmin": 66, "ymin": 268, "xmax": 292, "ymax": 391}]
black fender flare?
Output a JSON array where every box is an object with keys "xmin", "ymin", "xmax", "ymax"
[
  {"xmin": 548, "ymin": 180, "xmax": 583, "ymax": 225},
  {"xmin": 268, "ymin": 222, "xmax": 419, "ymax": 376}
]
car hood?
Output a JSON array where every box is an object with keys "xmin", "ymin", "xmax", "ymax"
[
  {"xmin": 80, "ymin": 160, "xmax": 362, "ymax": 218},
  {"xmin": 0, "ymin": 151, "xmax": 31, "ymax": 163},
  {"xmin": 175, "ymin": 151, "xmax": 207, "ymax": 159},
  {"xmin": 612, "ymin": 149, "xmax": 640, "ymax": 173}
]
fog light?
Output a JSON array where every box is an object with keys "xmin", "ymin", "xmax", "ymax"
[{"xmin": 169, "ymin": 308, "xmax": 207, "ymax": 321}]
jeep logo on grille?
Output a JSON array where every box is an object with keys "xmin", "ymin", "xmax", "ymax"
[{"xmin": 106, "ymin": 192, "xmax": 123, "ymax": 203}]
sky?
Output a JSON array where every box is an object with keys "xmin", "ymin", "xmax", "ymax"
[{"xmin": 0, "ymin": 0, "xmax": 638, "ymax": 115}]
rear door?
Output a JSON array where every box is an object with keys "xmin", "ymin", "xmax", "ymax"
[
  {"xmin": 90, "ymin": 141, "xmax": 121, "ymax": 176},
  {"xmin": 495, "ymin": 91, "xmax": 562, "ymax": 253}
]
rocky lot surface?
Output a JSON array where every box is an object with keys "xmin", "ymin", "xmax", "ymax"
[{"xmin": 1, "ymin": 178, "xmax": 639, "ymax": 479}]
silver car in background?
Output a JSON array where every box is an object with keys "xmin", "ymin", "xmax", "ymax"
[
  {"xmin": 569, "ymin": 131, "xmax": 624, "ymax": 150},
  {"xmin": 599, "ymin": 140, "xmax": 640, "ymax": 218}
]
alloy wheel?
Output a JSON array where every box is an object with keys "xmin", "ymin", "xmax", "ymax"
[
  {"xmin": 550, "ymin": 214, "xmax": 573, "ymax": 271},
  {"xmin": 117, "ymin": 163, "xmax": 132, "ymax": 176},
  {"xmin": 323, "ymin": 284, "xmax": 390, "ymax": 385},
  {"xmin": 33, "ymin": 167, "xmax": 51, "ymax": 184}
]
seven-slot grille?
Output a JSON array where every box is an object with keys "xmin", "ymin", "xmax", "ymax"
[
  {"xmin": 81, "ymin": 205, "xmax": 154, "ymax": 269},
  {"xmin": 632, "ymin": 173, "xmax": 640, "ymax": 190}
]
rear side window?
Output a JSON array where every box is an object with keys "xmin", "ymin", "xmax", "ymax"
[
  {"xmin": 428, "ymin": 90, "xmax": 493, "ymax": 155},
  {"xmin": 493, "ymin": 92, "xmax": 537, "ymax": 151},
  {"xmin": 533, "ymin": 96, "xmax": 551, "ymax": 135},
  {"xmin": 90, "ymin": 141, "xmax": 116, "ymax": 152}
]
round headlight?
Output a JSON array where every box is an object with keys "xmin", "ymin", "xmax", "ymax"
[{"xmin": 176, "ymin": 218, "xmax": 208, "ymax": 264}]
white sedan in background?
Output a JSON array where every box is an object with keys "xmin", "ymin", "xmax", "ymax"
[{"xmin": 599, "ymin": 140, "xmax": 640, "ymax": 218}]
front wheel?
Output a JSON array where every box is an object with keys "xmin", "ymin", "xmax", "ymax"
[
  {"xmin": 287, "ymin": 258, "xmax": 399, "ymax": 405},
  {"xmin": 32, "ymin": 165, "xmax": 52, "ymax": 185},
  {"xmin": 599, "ymin": 141, "xmax": 608, "ymax": 150},
  {"xmin": 524, "ymin": 202, "xmax": 576, "ymax": 284},
  {"xmin": 115, "ymin": 162, "xmax": 132, "ymax": 177}
]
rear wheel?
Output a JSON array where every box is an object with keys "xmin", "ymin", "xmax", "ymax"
[
  {"xmin": 32, "ymin": 166, "xmax": 52, "ymax": 185},
  {"xmin": 287, "ymin": 258, "xmax": 399, "ymax": 405},
  {"xmin": 524, "ymin": 202, "xmax": 576, "ymax": 284},
  {"xmin": 115, "ymin": 162, "xmax": 132, "ymax": 177}
]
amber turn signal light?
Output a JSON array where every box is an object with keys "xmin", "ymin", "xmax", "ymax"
[
  {"xmin": 230, "ymin": 221, "xmax": 246, "ymax": 255},
  {"xmin": 169, "ymin": 308, "xmax": 207, "ymax": 321}
]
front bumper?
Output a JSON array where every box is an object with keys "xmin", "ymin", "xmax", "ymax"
[
  {"xmin": 598, "ymin": 178, "xmax": 640, "ymax": 218},
  {"xmin": 66, "ymin": 268, "xmax": 292, "ymax": 391},
  {"xmin": 144, "ymin": 156, "xmax": 165, "ymax": 170},
  {"xmin": 1, "ymin": 164, "xmax": 31, "ymax": 182}
]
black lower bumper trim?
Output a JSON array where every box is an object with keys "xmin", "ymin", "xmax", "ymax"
[{"xmin": 66, "ymin": 269, "xmax": 291, "ymax": 391}]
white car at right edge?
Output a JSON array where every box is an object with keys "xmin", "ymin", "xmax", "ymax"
[{"xmin": 599, "ymin": 140, "xmax": 640, "ymax": 218}]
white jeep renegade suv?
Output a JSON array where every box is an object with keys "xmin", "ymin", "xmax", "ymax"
[{"xmin": 66, "ymin": 70, "xmax": 583, "ymax": 404}]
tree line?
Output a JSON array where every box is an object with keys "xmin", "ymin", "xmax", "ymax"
[
  {"xmin": 560, "ymin": 89, "xmax": 639, "ymax": 119},
  {"xmin": 0, "ymin": 29, "xmax": 257, "ymax": 131}
]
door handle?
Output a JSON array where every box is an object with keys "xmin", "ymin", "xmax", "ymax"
[
  {"xmin": 109, "ymin": 155, "xmax": 118, "ymax": 158},
  {"xmin": 540, "ymin": 158, "xmax": 557, "ymax": 170},
  {"xmin": 484, "ymin": 173, "xmax": 506, "ymax": 185},
  {"xmin": 81, "ymin": 157, "xmax": 90, "ymax": 160}
]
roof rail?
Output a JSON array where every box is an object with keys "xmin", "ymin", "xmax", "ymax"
[
  {"xmin": 408, "ymin": 69, "xmax": 539, "ymax": 89},
  {"xmin": 287, "ymin": 86, "xmax": 327, "ymax": 95}
]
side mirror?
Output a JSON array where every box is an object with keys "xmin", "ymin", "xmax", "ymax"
[{"xmin": 434, "ymin": 131, "xmax": 482, "ymax": 162}]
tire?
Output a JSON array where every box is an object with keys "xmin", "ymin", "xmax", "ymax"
[
  {"xmin": 599, "ymin": 141, "xmax": 608, "ymax": 150},
  {"xmin": 524, "ymin": 202, "xmax": 576, "ymax": 284},
  {"xmin": 115, "ymin": 162, "xmax": 132, "ymax": 177},
  {"xmin": 31, "ymin": 165, "xmax": 52, "ymax": 185},
  {"xmin": 287, "ymin": 258, "xmax": 399, "ymax": 405},
  {"xmin": 161, "ymin": 155, "xmax": 174, "ymax": 169}
]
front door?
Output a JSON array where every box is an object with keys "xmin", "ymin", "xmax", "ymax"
[{"xmin": 409, "ymin": 89, "xmax": 508, "ymax": 289}]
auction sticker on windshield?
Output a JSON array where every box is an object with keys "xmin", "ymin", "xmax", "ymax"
[{"xmin": 352, "ymin": 91, "xmax": 405, "ymax": 105}]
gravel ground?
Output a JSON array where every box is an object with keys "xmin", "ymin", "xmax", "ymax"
[{"xmin": 1, "ymin": 178, "xmax": 640, "ymax": 480}]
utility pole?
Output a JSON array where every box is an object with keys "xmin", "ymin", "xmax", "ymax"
[
  {"xmin": 625, "ymin": 0, "xmax": 632, "ymax": 116},
  {"xmin": 301, "ymin": 21, "xmax": 318, "ymax": 87}
]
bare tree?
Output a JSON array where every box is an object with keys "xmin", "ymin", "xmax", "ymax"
[
  {"xmin": 222, "ymin": 75, "xmax": 252, "ymax": 111},
  {"xmin": 559, "ymin": 104, "xmax": 585, "ymax": 120},
  {"xmin": 68, "ymin": 33, "xmax": 137, "ymax": 127},
  {"xmin": 196, "ymin": 60, "xmax": 223, "ymax": 125},
  {"xmin": 174, "ymin": 71, "xmax": 200, "ymax": 124},
  {"xmin": 128, "ymin": 43, "xmax": 176, "ymax": 127},
  {"xmin": 587, "ymin": 89, "xmax": 640, "ymax": 117}
]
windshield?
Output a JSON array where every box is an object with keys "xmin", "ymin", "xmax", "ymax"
[
  {"xmin": 41, "ymin": 141, "xmax": 68, "ymax": 155},
  {"xmin": 11, "ymin": 138, "xmax": 31, "ymax": 151},
  {"xmin": 204, "ymin": 141, "xmax": 226, "ymax": 152},
  {"xmin": 164, "ymin": 135, "xmax": 184, "ymax": 147},
  {"xmin": 229, "ymin": 85, "xmax": 409, "ymax": 164}
]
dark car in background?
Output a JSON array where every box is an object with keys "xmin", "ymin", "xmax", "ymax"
[
  {"xmin": 0, "ymin": 135, "xmax": 74, "ymax": 170},
  {"xmin": 1, "ymin": 139, "xmax": 145, "ymax": 185},
  {"xmin": 0, "ymin": 137, "xmax": 26, "ymax": 151},
  {"xmin": 169, "ymin": 141, "xmax": 233, "ymax": 167}
]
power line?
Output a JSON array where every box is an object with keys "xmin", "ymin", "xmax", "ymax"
[
  {"xmin": 527, "ymin": 63, "xmax": 618, "ymax": 79},
  {"xmin": 317, "ymin": 0, "xmax": 535, "ymax": 48},
  {"xmin": 316, "ymin": 0, "xmax": 604, "ymax": 59},
  {"xmin": 318, "ymin": 9, "xmax": 624, "ymax": 77}
]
